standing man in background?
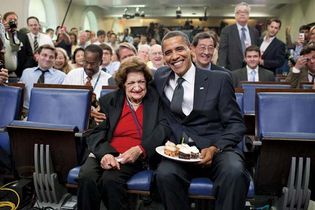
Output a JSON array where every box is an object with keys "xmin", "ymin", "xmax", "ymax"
[
  {"xmin": 26, "ymin": 16, "xmax": 54, "ymax": 54},
  {"xmin": 259, "ymin": 18, "xmax": 286, "ymax": 74},
  {"xmin": 218, "ymin": 2, "xmax": 259, "ymax": 70},
  {"xmin": 2, "ymin": 11, "xmax": 34, "ymax": 78}
]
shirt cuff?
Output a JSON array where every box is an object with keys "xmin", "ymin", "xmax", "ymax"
[{"xmin": 292, "ymin": 67, "xmax": 301, "ymax": 73}]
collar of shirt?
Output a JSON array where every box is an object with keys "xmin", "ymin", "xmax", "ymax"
[
  {"xmin": 174, "ymin": 62, "xmax": 196, "ymax": 85},
  {"xmin": 263, "ymin": 35, "xmax": 276, "ymax": 43},
  {"xmin": 34, "ymin": 66, "xmax": 53, "ymax": 74},
  {"xmin": 246, "ymin": 65, "xmax": 259, "ymax": 73},
  {"xmin": 308, "ymin": 70, "xmax": 315, "ymax": 81},
  {"xmin": 236, "ymin": 23, "xmax": 249, "ymax": 32}
]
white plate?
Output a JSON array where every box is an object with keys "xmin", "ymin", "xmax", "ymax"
[{"xmin": 155, "ymin": 146, "xmax": 202, "ymax": 163}]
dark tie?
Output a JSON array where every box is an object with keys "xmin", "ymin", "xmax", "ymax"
[
  {"xmin": 101, "ymin": 67, "xmax": 107, "ymax": 73},
  {"xmin": 170, "ymin": 77, "xmax": 185, "ymax": 115},
  {"xmin": 37, "ymin": 70, "xmax": 48, "ymax": 83},
  {"xmin": 34, "ymin": 35, "xmax": 39, "ymax": 52},
  {"xmin": 241, "ymin": 27, "xmax": 246, "ymax": 54},
  {"xmin": 85, "ymin": 76, "xmax": 92, "ymax": 86},
  {"xmin": 309, "ymin": 73, "xmax": 315, "ymax": 83}
]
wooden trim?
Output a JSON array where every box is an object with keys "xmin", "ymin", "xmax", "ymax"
[{"xmin": 34, "ymin": 83, "xmax": 92, "ymax": 91}]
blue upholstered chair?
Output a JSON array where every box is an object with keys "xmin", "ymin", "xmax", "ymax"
[
  {"xmin": 0, "ymin": 84, "xmax": 24, "ymax": 169},
  {"xmin": 255, "ymin": 89, "xmax": 315, "ymax": 197},
  {"xmin": 67, "ymin": 88, "xmax": 255, "ymax": 207},
  {"xmin": 7, "ymin": 84, "xmax": 92, "ymax": 181},
  {"xmin": 100, "ymin": 85, "xmax": 116, "ymax": 97},
  {"xmin": 240, "ymin": 82, "xmax": 291, "ymax": 115},
  {"xmin": 300, "ymin": 82, "xmax": 314, "ymax": 90}
]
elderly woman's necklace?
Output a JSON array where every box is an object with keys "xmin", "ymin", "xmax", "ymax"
[{"xmin": 126, "ymin": 97, "xmax": 142, "ymax": 109}]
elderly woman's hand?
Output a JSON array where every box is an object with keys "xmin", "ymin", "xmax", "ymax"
[
  {"xmin": 119, "ymin": 146, "xmax": 143, "ymax": 164},
  {"xmin": 100, "ymin": 154, "xmax": 120, "ymax": 170}
]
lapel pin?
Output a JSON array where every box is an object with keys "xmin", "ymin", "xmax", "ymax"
[{"xmin": 200, "ymin": 87, "xmax": 204, "ymax": 90}]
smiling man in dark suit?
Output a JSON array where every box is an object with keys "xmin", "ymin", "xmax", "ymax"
[
  {"xmin": 232, "ymin": 45, "xmax": 275, "ymax": 88},
  {"xmin": 259, "ymin": 18, "xmax": 286, "ymax": 74},
  {"xmin": 218, "ymin": 2, "xmax": 259, "ymax": 70},
  {"xmin": 154, "ymin": 31, "xmax": 249, "ymax": 210}
]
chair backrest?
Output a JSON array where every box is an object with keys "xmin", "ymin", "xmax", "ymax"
[
  {"xmin": 256, "ymin": 89, "xmax": 315, "ymax": 138},
  {"xmin": 0, "ymin": 84, "xmax": 24, "ymax": 127},
  {"xmin": 240, "ymin": 82, "xmax": 291, "ymax": 115},
  {"xmin": 100, "ymin": 85, "xmax": 116, "ymax": 97},
  {"xmin": 28, "ymin": 84, "xmax": 92, "ymax": 131},
  {"xmin": 301, "ymin": 82, "xmax": 314, "ymax": 90},
  {"xmin": 235, "ymin": 88, "xmax": 244, "ymax": 115}
]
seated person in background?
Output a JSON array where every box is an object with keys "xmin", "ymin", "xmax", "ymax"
[
  {"xmin": 70, "ymin": 47, "xmax": 85, "ymax": 69},
  {"xmin": 232, "ymin": 45, "xmax": 275, "ymax": 88},
  {"xmin": 285, "ymin": 46, "xmax": 315, "ymax": 88},
  {"xmin": 99, "ymin": 43, "xmax": 120, "ymax": 75},
  {"xmin": 63, "ymin": 44, "xmax": 112, "ymax": 105},
  {"xmin": 19, "ymin": 44, "xmax": 65, "ymax": 110},
  {"xmin": 137, "ymin": 44, "xmax": 150, "ymax": 64},
  {"xmin": 0, "ymin": 68, "xmax": 9, "ymax": 85},
  {"xmin": 78, "ymin": 56, "xmax": 170, "ymax": 210},
  {"xmin": 54, "ymin": 47, "xmax": 72, "ymax": 74},
  {"xmin": 191, "ymin": 32, "xmax": 227, "ymax": 72},
  {"xmin": 147, "ymin": 44, "xmax": 165, "ymax": 74}
]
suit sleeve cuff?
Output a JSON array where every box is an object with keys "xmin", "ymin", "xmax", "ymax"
[{"xmin": 292, "ymin": 67, "xmax": 301, "ymax": 73}]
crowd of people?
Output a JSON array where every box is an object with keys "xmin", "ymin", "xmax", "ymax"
[{"xmin": 1, "ymin": 1, "xmax": 315, "ymax": 210}]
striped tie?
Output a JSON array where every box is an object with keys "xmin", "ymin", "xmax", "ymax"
[{"xmin": 34, "ymin": 35, "xmax": 39, "ymax": 52}]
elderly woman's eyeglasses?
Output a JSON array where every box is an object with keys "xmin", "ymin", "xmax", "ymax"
[{"xmin": 125, "ymin": 80, "xmax": 146, "ymax": 87}]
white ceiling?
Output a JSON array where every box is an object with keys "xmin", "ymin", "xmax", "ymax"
[{"xmin": 71, "ymin": 0, "xmax": 299, "ymax": 18}]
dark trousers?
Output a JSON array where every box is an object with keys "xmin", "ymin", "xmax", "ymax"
[
  {"xmin": 77, "ymin": 157, "xmax": 143, "ymax": 210},
  {"xmin": 155, "ymin": 149, "xmax": 250, "ymax": 210}
]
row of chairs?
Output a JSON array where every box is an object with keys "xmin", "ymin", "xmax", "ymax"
[{"xmin": 1, "ymin": 83, "xmax": 315, "ymax": 209}]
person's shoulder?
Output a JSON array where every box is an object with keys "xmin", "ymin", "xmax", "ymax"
[
  {"xmin": 259, "ymin": 67, "xmax": 274, "ymax": 74},
  {"xmin": 100, "ymin": 70, "xmax": 112, "ymax": 79},
  {"xmin": 52, "ymin": 68, "xmax": 66, "ymax": 76},
  {"xmin": 155, "ymin": 66, "xmax": 171, "ymax": 80}
]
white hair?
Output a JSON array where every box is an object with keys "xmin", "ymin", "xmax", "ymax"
[{"xmin": 234, "ymin": 2, "xmax": 251, "ymax": 14}]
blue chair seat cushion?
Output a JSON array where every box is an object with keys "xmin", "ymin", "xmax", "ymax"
[
  {"xmin": 67, "ymin": 166, "xmax": 80, "ymax": 184},
  {"xmin": 127, "ymin": 170, "xmax": 153, "ymax": 191},
  {"xmin": 9, "ymin": 120, "xmax": 79, "ymax": 132},
  {"xmin": 189, "ymin": 177, "xmax": 255, "ymax": 198}
]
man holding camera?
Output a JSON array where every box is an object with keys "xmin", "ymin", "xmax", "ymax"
[
  {"xmin": 285, "ymin": 46, "xmax": 315, "ymax": 88},
  {"xmin": 2, "ymin": 11, "xmax": 34, "ymax": 78}
]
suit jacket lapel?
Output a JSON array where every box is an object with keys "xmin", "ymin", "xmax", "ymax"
[
  {"xmin": 108, "ymin": 90, "xmax": 124, "ymax": 138},
  {"xmin": 232, "ymin": 25, "xmax": 243, "ymax": 54},
  {"xmin": 240, "ymin": 68, "xmax": 248, "ymax": 81},
  {"xmin": 192, "ymin": 68, "xmax": 209, "ymax": 113},
  {"xmin": 142, "ymin": 90, "xmax": 156, "ymax": 141},
  {"xmin": 262, "ymin": 38, "xmax": 277, "ymax": 58},
  {"xmin": 158, "ymin": 70, "xmax": 173, "ymax": 106}
]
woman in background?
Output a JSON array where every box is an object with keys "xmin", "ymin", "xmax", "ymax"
[
  {"xmin": 54, "ymin": 47, "xmax": 72, "ymax": 74},
  {"xmin": 71, "ymin": 47, "xmax": 84, "ymax": 69}
]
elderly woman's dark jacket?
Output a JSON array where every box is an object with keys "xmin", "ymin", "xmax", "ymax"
[{"xmin": 87, "ymin": 85, "xmax": 171, "ymax": 164}]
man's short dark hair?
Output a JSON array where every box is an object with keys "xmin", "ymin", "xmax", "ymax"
[
  {"xmin": 85, "ymin": 44, "xmax": 103, "ymax": 61},
  {"xmin": 27, "ymin": 16, "xmax": 39, "ymax": 25},
  {"xmin": 37, "ymin": 44, "xmax": 57, "ymax": 58},
  {"xmin": 300, "ymin": 46, "xmax": 315, "ymax": 56},
  {"xmin": 162, "ymin": 31, "xmax": 190, "ymax": 49},
  {"xmin": 245, "ymin": 45, "xmax": 261, "ymax": 56},
  {"xmin": 99, "ymin": 43, "xmax": 113, "ymax": 55},
  {"xmin": 46, "ymin": 28, "xmax": 54, "ymax": 33},
  {"xmin": 267, "ymin": 18, "xmax": 282, "ymax": 29},
  {"xmin": 192, "ymin": 32, "xmax": 217, "ymax": 48},
  {"xmin": 3, "ymin": 11, "xmax": 18, "ymax": 21},
  {"xmin": 299, "ymin": 25, "xmax": 311, "ymax": 33},
  {"xmin": 97, "ymin": 29, "xmax": 106, "ymax": 37}
]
